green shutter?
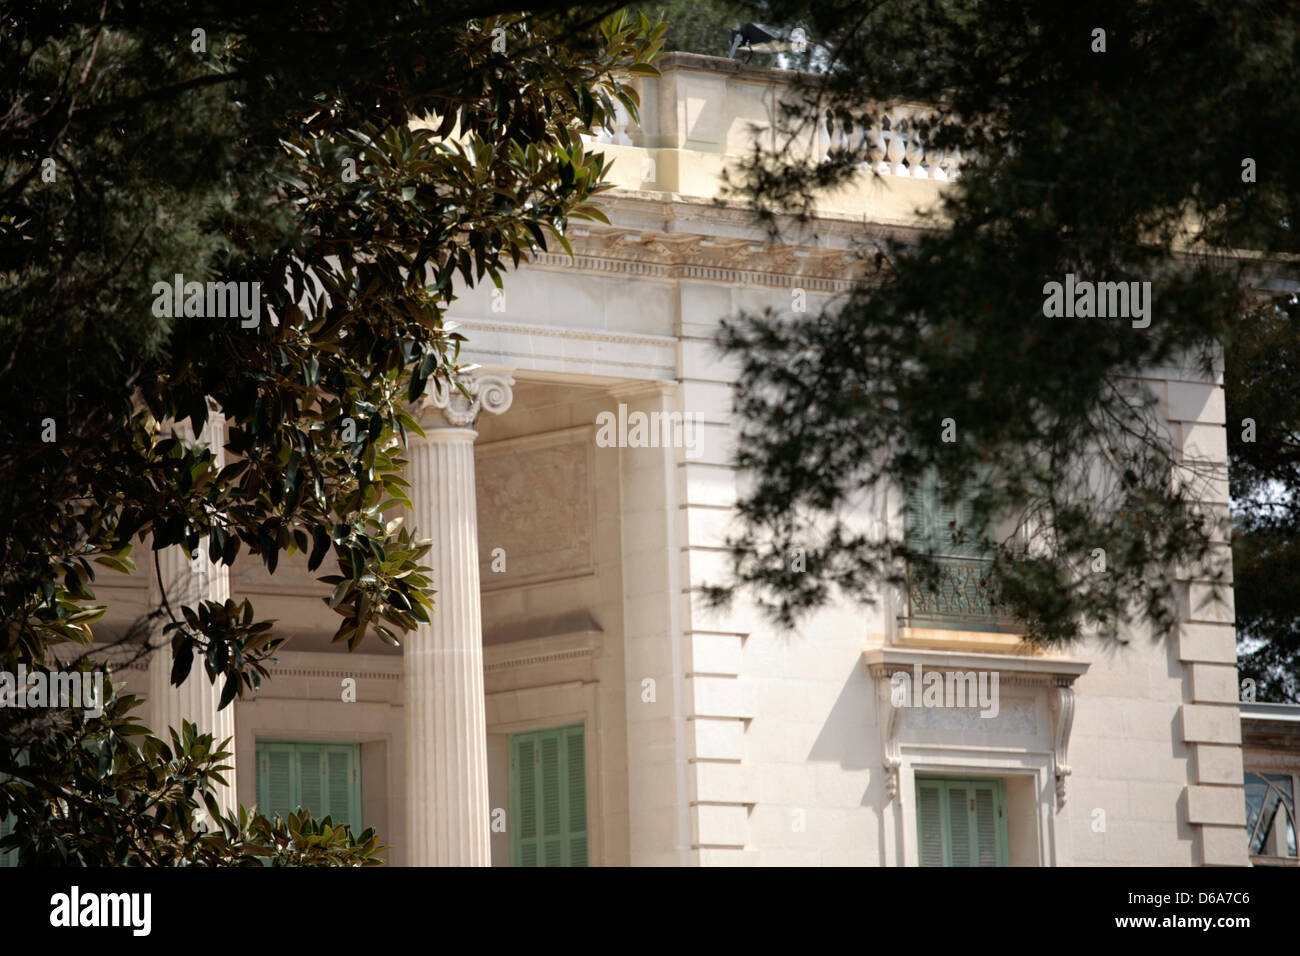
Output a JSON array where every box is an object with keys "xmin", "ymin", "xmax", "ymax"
[
  {"xmin": 916, "ymin": 776, "xmax": 1007, "ymax": 867},
  {"xmin": 540, "ymin": 732, "xmax": 562, "ymax": 865},
  {"xmin": 973, "ymin": 783, "xmax": 1000, "ymax": 866},
  {"xmin": 298, "ymin": 746, "xmax": 323, "ymax": 818},
  {"xmin": 510, "ymin": 725, "xmax": 587, "ymax": 866},
  {"xmin": 325, "ymin": 746, "xmax": 360, "ymax": 831},
  {"xmin": 950, "ymin": 496, "xmax": 981, "ymax": 555},
  {"xmin": 256, "ymin": 742, "xmax": 360, "ymax": 832},
  {"xmin": 947, "ymin": 784, "xmax": 972, "ymax": 865},
  {"xmin": 905, "ymin": 478, "xmax": 929, "ymax": 553},
  {"xmin": 257, "ymin": 742, "xmax": 295, "ymax": 820},
  {"xmin": 513, "ymin": 735, "xmax": 539, "ymax": 866},
  {"xmin": 907, "ymin": 468, "xmax": 988, "ymax": 557},
  {"xmin": 916, "ymin": 781, "xmax": 945, "ymax": 867},
  {"xmin": 565, "ymin": 725, "xmax": 588, "ymax": 866}
]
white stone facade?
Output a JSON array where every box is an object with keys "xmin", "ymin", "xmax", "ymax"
[{"xmin": 96, "ymin": 53, "xmax": 1260, "ymax": 866}]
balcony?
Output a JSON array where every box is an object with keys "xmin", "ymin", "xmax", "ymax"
[
  {"xmin": 581, "ymin": 53, "xmax": 957, "ymax": 221},
  {"xmin": 904, "ymin": 555, "xmax": 1017, "ymax": 635}
]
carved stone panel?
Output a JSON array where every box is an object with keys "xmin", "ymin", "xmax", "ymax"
[
  {"xmin": 476, "ymin": 426, "xmax": 596, "ymax": 590},
  {"xmin": 900, "ymin": 697, "xmax": 1038, "ymax": 734}
]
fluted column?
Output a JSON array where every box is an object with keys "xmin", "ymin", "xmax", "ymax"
[
  {"xmin": 404, "ymin": 371, "xmax": 513, "ymax": 866},
  {"xmin": 147, "ymin": 410, "xmax": 237, "ymax": 816}
]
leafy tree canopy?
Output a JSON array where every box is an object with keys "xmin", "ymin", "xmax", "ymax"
[
  {"xmin": 0, "ymin": 0, "xmax": 665, "ymax": 863},
  {"xmin": 627, "ymin": 0, "xmax": 765, "ymax": 58}
]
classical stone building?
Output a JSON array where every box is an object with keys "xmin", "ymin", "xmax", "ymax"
[{"xmin": 85, "ymin": 53, "xmax": 1296, "ymax": 867}]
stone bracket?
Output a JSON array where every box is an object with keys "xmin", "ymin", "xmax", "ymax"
[{"xmin": 1049, "ymin": 682, "xmax": 1075, "ymax": 811}]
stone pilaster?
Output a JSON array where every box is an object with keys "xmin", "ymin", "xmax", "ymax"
[
  {"xmin": 1163, "ymin": 375, "xmax": 1250, "ymax": 866},
  {"xmin": 613, "ymin": 383, "xmax": 702, "ymax": 865},
  {"xmin": 404, "ymin": 371, "xmax": 513, "ymax": 866}
]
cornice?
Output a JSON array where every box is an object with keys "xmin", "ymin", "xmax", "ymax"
[
  {"xmin": 452, "ymin": 318, "xmax": 676, "ymax": 348},
  {"xmin": 529, "ymin": 221, "xmax": 876, "ymax": 290},
  {"xmin": 862, "ymin": 646, "xmax": 1090, "ymax": 683},
  {"xmin": 599, "ymin": 189, "xmax": 928, "ymax": 244},
  {"xmin": 265, "ymin": 664, "xmax": 399, "ymax": 682},
  {"xmin": 482, "ymin": 632, "xmax": 602, "ymax": 673}
]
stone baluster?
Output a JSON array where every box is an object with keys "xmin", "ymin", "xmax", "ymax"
[
  {"xmin": 868, "ymin": 115, "xmax": 889, "ymax": 174},
  {"xmin": 817, "ymin": 109, "xmax": 832, "ymax": 162},
  {"xmin": 907, "ymin": 127, "xmax": 928, "ymax": 178},
  {"xmin": 886, "ymin": 111, "xmax": 909, "ymax": 176}
]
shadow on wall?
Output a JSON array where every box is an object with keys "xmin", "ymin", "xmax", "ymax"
[{"xmin": 807, "ymin": 661, "xmax": 876, "ymax": 794}]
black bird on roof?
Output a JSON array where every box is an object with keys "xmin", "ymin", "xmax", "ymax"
[{"xmin": 727, "ymin": 23, "xmax": 803, "ymax": 62}]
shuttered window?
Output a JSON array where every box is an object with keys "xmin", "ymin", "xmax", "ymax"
[
  {"xmin": 915, "ymin": 776, "xmax": 1007, "ymax": 866},
  {"xmin": 905, "ymin": 467, "xmax": 988, "ymax": 558},
  {"xmin": 904, "ymin": 466, "xmax": 1007, "ymax": 632},
  {"xmin": 255, "ymin": 741, "xmax": 361, "ymax": 833},
  {"xmin": 510, "ymin": 724, "xmax": 587, "ymax": 867}
]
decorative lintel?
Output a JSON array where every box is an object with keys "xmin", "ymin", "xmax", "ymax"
[{"xmin": 863, "ymin": 647, "xmax": 1089, "ymax": 807}]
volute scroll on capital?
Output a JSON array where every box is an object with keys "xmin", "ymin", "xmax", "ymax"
[{"xmin": 419, "ymin": 370, "xmax": 515, "ymax": 428}]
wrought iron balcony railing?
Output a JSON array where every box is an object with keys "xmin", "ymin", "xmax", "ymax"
[{"xmin": 905, "ymin": 555, "xmax": 1016, "ymax": 633}]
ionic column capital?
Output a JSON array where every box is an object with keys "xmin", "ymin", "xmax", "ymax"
[{"xmin": 419, "ymin": 369, "xmax": 514, "ymax": 429}]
